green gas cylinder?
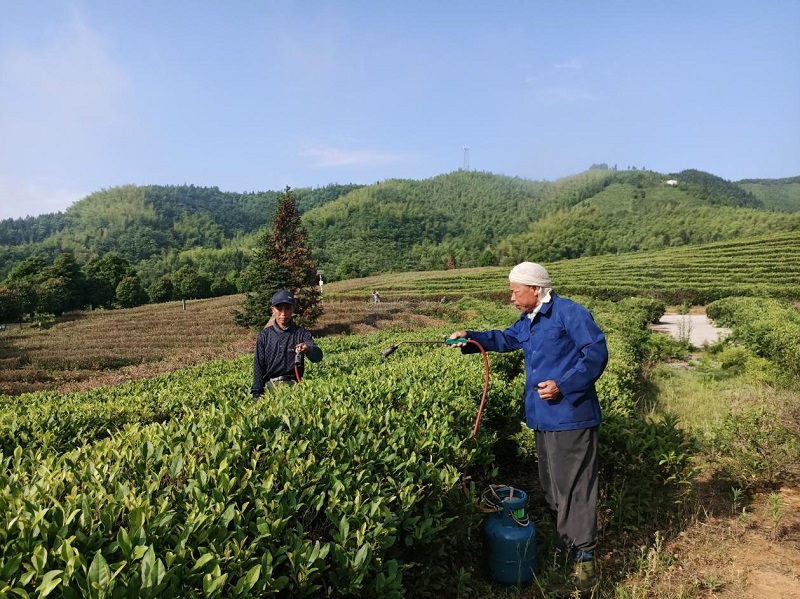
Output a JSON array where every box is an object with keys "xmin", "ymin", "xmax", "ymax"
[{"xmin": 482, "ymin": 485, "xmax": 537, "ymax": 585}]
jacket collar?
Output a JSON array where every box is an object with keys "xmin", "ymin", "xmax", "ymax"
[
  {"xmin": 271, "ymin": 321, "xmax": 297, "ymax": 333},
  {"xmin": 518, "ymin": 292, "xmax": 557, "ymax": 321}
]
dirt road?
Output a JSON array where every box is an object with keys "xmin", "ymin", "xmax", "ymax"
[{"xmin": 650, "ymin": 313, "xmax": 731, "ymax": 347}]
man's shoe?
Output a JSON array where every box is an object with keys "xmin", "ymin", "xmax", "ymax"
[
  {"xmin": 553, "ymin": 559, "xmax": 597, "ymax": 597},
  {"xmin": 573, "ymin": 559, "xmax": 597, "ymax": 592}
]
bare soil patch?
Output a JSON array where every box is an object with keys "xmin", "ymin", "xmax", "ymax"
[
  {"xmin": 637, "ymin": 484, "xmax": 800, "ymax": 598},
  {"xmin": 0, "ymin": 296, "xmax": 449, "ymax": 395}
]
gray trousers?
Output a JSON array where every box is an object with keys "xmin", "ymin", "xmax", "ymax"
[{"xmin": 536, "ymin": 426, "xmax": 599, "ymax": 555}]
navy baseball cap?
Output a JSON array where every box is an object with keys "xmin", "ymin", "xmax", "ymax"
[{"xmin": 271, "ymin": 289, "xmax": 296, "ymax": 306}]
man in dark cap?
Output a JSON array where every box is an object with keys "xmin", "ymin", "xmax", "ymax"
[{"xmin": 251, "ymin": 288, "xmax": 323, "ymax": 398}]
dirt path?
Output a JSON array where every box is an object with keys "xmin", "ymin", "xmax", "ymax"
[
  {"xmin": 662, "ymin": 485, "xmax": 800, "ymax": 598},
  {"xmin": 650, "ymin": 312, "xmax": 731, "ymax": 347},
  {"xmin": 644, "ymin": 309, "xmax": 800, "ymax": 597}
]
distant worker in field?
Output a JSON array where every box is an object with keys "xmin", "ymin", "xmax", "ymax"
[
  {"xmin": 372, "ymin": 290, "xmax": 381, "ymax": 304},
  {"xmin": 448, "ymin": 262, "xmax": 608, "ymax": 594},
  {"xmin": 251, "ymin": 289, "xmax": 323, "ymax": 398}
]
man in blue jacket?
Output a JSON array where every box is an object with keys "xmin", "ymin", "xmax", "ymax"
[{"xmin": 449, "ymin": 262, "xmax": 608, "ymax": 593}]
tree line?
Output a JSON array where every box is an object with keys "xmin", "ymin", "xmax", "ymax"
[
  {"xmin": 0, "ymin": 251, "xmax": 213, "ymax": 323},
  {"xmin": 1, "ymin": 169, "xmax": 799, "ymax": 325},
  {"xmin": 0, "ymin": 188, "xmax": 322, "ymax": 329}
]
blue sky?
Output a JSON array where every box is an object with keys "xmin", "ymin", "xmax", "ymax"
[{"xmin": 1, "ymin": 1, "xmax": 798, "ymax": 219}]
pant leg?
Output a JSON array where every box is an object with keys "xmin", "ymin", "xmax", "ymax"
[
  {"xmin": 536, "ymin": 429, "xmax": 559, "ymax": 513},
  {"xmin": 535, "ymin": 427, "xmax": 599, "ymax": 554}
]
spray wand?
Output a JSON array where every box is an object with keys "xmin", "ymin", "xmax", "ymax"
[{"xmin": 381, "ymin": 337, "xmax": 467, "ymax": 357}]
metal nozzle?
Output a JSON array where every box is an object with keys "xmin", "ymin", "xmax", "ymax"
[
  {"xmin": 290, "ymin": 348, "xmax": 304, "ymax": 364},
  {"xmin": 381, "ymin": 339, "xmax": 452, "ymax": 358}
]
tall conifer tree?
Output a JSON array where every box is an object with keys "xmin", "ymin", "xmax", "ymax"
[{"xmin": 235, "ymin": 187, "xmax": 322, "ymax": 328}]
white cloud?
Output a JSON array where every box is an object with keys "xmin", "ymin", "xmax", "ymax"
[
  {"xmin": 299, "ymin": 145, "xmax": 411, "ymax": 168},
  {"xmin": 553, "ymin": 58, "xmax": 583, "ymax": 71},
  {"xmin": 523, "ymin": 56, "xmax": 593, "ymax": 104}
]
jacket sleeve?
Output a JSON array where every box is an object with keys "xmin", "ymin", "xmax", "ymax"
[
  {"xmin": 251, "ymin": 330, "xmax": 267, "ymax": 398},
  {"xmin": 463, "ymin": 319, "xmax": 525, "ymax": 354},
  {"xmin": 555, "ymin": 306, "xmax": 609, "ymax": 400},
  {"xmin": 302, "ymin": 329, "xmax": 323, "ymax": 363}
]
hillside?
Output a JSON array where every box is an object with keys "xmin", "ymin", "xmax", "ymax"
[
  {"xmin": 737, "ymin": 176, "xmax": 800, "ymax": 212},
  {"xmin": 302, "ymin": 169, "xmax": 614, "ymax": 277},
  {"xmin": 496, "ymin": 174, "xmax": 800, "ymax": 264},
  {"xmin": 304, "ymin": 169, "xmax": 800, "ymax": 276},
  {"xmin": 1, "ymin": 170, "xmax": 613, "ymax": 282},
  {"xmin": 2, "ymin": 169, "xmax": 799, "ymax": 290},
  {"xmin": 0, "ymin": 183, "xmax": 362, "ymax": 280},
  {"xmin": 323, "ymin": 230, "xmax": 800, "ymax": 305}
]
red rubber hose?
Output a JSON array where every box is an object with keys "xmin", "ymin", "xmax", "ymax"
[
  {"xmin": 462, "ymin": 338, "xmax": 489, "ymax": 496},
  {"xmin": 293, "ymin": 351, "xmax": 303, "ymax": 383},
  {"xmin": 468, "ymin": 339, "xmax": 490, "ymax": 439}
]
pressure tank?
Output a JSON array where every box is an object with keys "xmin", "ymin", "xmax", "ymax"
[{"xmin": 482, "ymin": 485, "xmax": 537, "ymax": 585}]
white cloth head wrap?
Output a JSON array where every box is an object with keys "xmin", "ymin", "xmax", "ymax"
[{"xmin": 508, "ymin": 262, "xmax": 552, "ymax": 287}]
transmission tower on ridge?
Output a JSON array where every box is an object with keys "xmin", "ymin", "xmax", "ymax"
[{"xmin": 463, "ymin": 145, "xmax": 470, "ymax": 171}]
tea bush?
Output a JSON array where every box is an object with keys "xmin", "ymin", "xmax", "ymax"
[
  {"xmin": 0, "ymin": 298, "xmax": 700, "ymax": 597},
  {"xmin": 707, "ymin": 403, "xmax": 799, "ymax": 488}
]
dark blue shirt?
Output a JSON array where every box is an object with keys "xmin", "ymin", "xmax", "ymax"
[{"xmin": 251, "ymin": 322, "xmax": 323, "ymax": 398}]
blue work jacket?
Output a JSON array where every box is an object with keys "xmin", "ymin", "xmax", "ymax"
[{"xmin": 466, "ymin": 294, "xmax": 608, "ymax": 432}]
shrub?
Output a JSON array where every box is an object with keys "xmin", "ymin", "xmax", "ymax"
[{"xmin": 706, "ymin": 403, "xmax": 800, "ymax": 489}]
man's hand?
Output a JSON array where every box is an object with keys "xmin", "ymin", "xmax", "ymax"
[
  {"xmin": 448, "ymin": 330, "xmax": 468, "ymax": 347},
  {"xmin": 295, "ymin": 343, "xmax": 309, "ymax": 355},
  {"xmin": 537, "ymin": 380, "xmax": 561, "ymax": 401}
]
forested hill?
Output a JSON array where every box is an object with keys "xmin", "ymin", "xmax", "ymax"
[
  {"xmin": 306, "ymin": 169, "xmax": 800, "ymax": 277},
  {"xmin": 494, "ymin": 171, "xmax": 800, "ymax": 264},
  {"xmin": 1, "ymin": 169, "xmax": 799, "ymax": 286},
  {"xmin": 0, "ymin": 184, "xmax": 363, "ymax": 280},
  {"xmin": 737, "ymin": 176, "xmax": 800, "ymax": 212},
  {"xmin": 302, "ymin": 169, "xmax": 616, "ymax": 278},
  {"xmin": 0, "ymin": 183, "xmax": 362, "ymax": 258}
]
